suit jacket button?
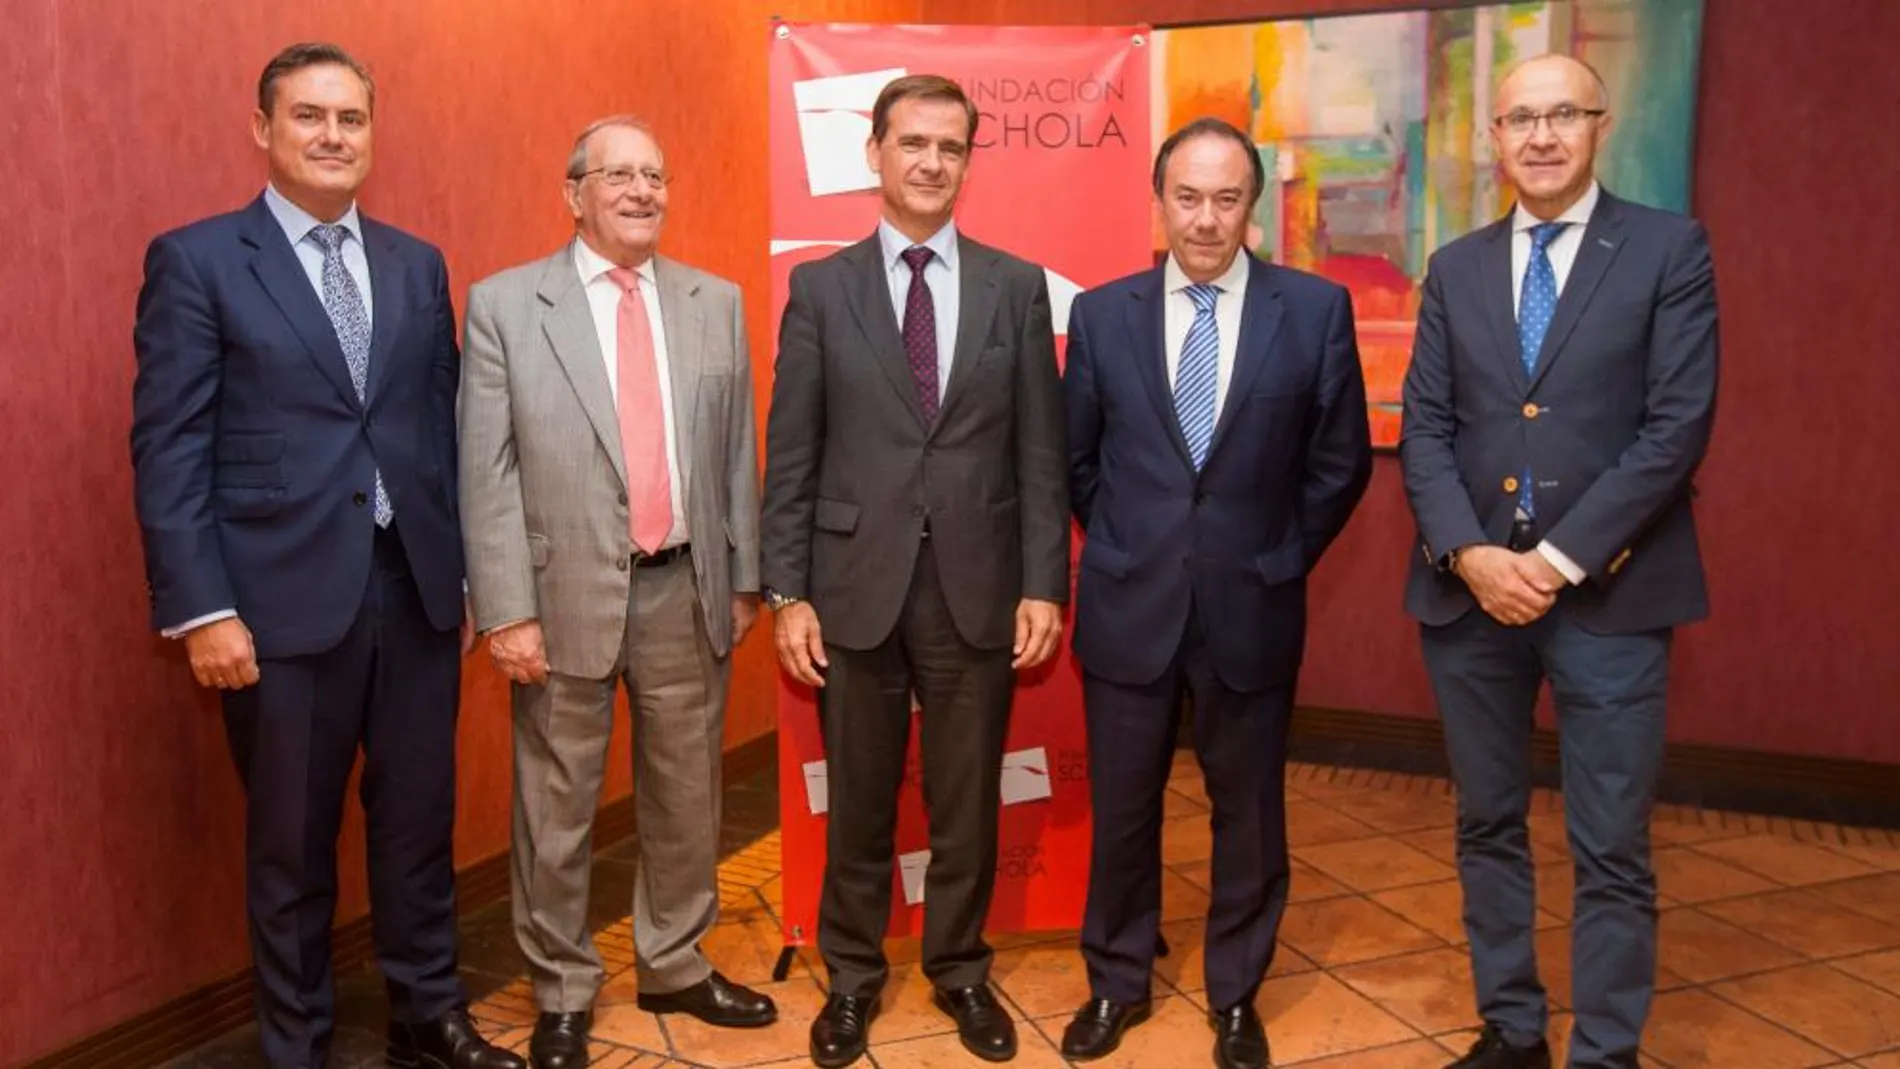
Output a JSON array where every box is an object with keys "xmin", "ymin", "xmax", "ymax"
[
  {"xmin": 353, "ymin": 491, "xmax": 368, "ymax": 506},
  {"xmin": 1502, "ymin": 476, "xmax": 1520, "ymax": 494},
  {"xmin": 618, "ymin": 491, "xmax": 628, "ymax": 506},
  {"xmin": 1522, "ymin": 402, "xmax": 1540, "ymax": 419},
  {"xmin": 616, "ymin": 557, "xmax": 628, "ymax": 572}
]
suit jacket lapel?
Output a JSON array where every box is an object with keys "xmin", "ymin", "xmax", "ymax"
[
  {"xmin": 841, "ymin": 236, "xmax": 929, "ymax": 429},
  {"xmin": 1127, "ymin": 269, "xmax": 1194, "ymax": 471},
  {"xmin": 1480, "ymin": 216, "xmax": 1529, "ymax": 394},
  {"xmin": 1528, "ymin": 195, "xmax": 1627, "ymax": 392},
  {"xmin": 653, "ymin": 256, "xmax": 701, "ymax": 487},
  {"xmin": 240, "ymin": 197, "xmax": 362, "ymax": 412},
  {"xmin": 362, "ymin": 219, "xmax": 407, "ymax": 407},
  {"xmin": 538, "ymin": 244, "xmax": 628, "ymax": 487},
  {"xmin": 1206, "ymin": 255, "xmax": 1283, "ymax": 461},
  {"xmin": 935, "ymin": 236, "xmax": 1000, "ymax": 433}
]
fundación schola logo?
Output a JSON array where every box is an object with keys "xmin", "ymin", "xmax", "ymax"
[{"xmin": 791, "ymin": 65, "xmax": 1133, "ymax": 198}]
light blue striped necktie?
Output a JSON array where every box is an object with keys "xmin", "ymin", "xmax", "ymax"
[
  {"xmin": 1175, "ymin": 282, "xmax": 1222, "ymax": 469},
  {"xmin": 1516, "ymin": 221, "xmax": 1569, "ymax": 519}
]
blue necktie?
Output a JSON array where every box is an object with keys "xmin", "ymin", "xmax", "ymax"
[
  {"xmin": 1175, "ymin": 283, "xmax": 1221, "ymax": 469},
  {"xmin": 1516, "ymin": 221, "xmax": 1568, "ymax": 519},
  {"xmin": 309, "ymin": 224, "xmax": 392, "ymax": 528}
]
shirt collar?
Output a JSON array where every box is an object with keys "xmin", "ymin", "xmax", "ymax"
[
  {"xmin": 573, "ymin": 236, "xmax": 657, "ymax": 287},
  {"xmin": 1163, "ymin": 247, "xmax": 1251, "ymax": 297},
  {"xmin": 1512, "ymin": 180, "xmax": 1600, "ymax": 235},
  {"xmin": 878, "ymin": 217, "xmax": 959, "ymax": 273},
  {"xmin": 264, "ymin": 183, "xmax": 363, "ymax": 248}
]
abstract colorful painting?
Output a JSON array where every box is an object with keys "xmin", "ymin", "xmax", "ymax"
[{"xmin": 1152, "ymin": 0, "xmax": 1704, "ymax": 448}]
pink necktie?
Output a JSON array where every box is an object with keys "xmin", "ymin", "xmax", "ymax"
[{"xmin": 606, "ymin": 267, "xmax": 673, "ymax": 554}]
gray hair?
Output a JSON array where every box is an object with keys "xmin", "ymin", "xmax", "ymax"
[{"xmin": 565, "ymin": 115, "xmax": 657, "ymax": 179}]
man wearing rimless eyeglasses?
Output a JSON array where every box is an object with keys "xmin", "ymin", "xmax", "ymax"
[
  {"xmin": 459, "ymin": 115, "xmax": 772, "ymax": 1068},
  {"xmin": 1401, "ymin": 54, "xmax": 1721, "ymax": 1069}
]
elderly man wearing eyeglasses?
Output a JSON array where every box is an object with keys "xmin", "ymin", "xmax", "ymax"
[
  {"xmin": 1400, "ymin": 53, "xmax": 1721, "ymax": 1069},
  {"xmin": 458, "ymin": 115, "xmax": 772, "ymax": 1069}
]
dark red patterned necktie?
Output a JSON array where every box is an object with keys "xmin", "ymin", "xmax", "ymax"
[{"xmin": 900, "ymin": 245, "xmax": 939, "ymax": 422}]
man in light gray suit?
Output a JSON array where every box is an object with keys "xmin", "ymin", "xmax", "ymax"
[{"xmin": 459, "ymin": 116, "xmax": 774, "ymax": 1069}]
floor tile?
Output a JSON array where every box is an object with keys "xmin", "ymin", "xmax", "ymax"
[
  {"xmin": 1702, "ymin": 890, "xmax": 1900, "ymax": 959},
  {"xmin": 990, "ymin": 939, "xmax": 1095, "ymax": 1019},
  {"xmin": 1253, "ymin": 971, "xmax": 1420, "ymax": 1063},
  {"xmin": 1656, "ymin": 907, "xmax": 1805, "ymax": 983},
  {"xmin": 1808, "ymin": 872, "xmax": 1900, "ymax": 927},
  {"xmin": 1653, "ymin": 845, "xmax": 1783, "ymax": 903},
  {"xmin": 868, "ymin": 962, "xmax": 1023, "ymax": 1048},
  {"xmin": 1395, "ymin": 827, "xmax": 1459, "ymax": 867},
  {"xmin": 1712, "ymin": 963, "xmax": 1900, "ymax": 1058},
  {"xmin": 1296, "ymin": 837, "xmax": 1458, "ymax": 893},
  {"xmin": 1642, "ymin": 988, "xmax": 1837, "ymax": 1068},
  {"xmin": 1331, "ymin": 945, "xmax": 1479, "ymax": 1035},
  {"xmin": 1161, "ymin": 815, "xmax": 1215, "ymax": 866},
  {"xmin": 1286, "ymin": 799, "xmax": 1383, "ymax": 848},
  {"xmin": 1834, "ymin": 949, "xmax": 1900, "ymax": 998},
  {"xmin": 1533, "ymin": 857, "xmax": 1577, "ymax": 921},
  {"xmin": 1370, "ymin": 878, "xmax": 1564, "ymax": 946},
  {"xmin": 655, "ymin": 977, "xmax": 829, "ymax": 1067},
  {"xmin": 590, "ymin": 999, "xmax": 669, "ymax": 1054},
  {"xmin": 1696, "ymin": 835, "xmax": 1882, "ymax": 886},
  {"xmin": 1318, "ymin": 788, "xmax": 1460, "ymax": 835},
  {"xmin": 1164, "ymin": 784, "xmax": 1210, "ymax": 820},
  {"xmin": 869, "ymin": 1024, "xmax": 1070, "ymax": 1067},
  {"xmin": 1283, "ymin": 1038, "xmax": 1463, "ymax": 1068},
  {"xmin": 1149, "ymin": 917, "xmax": 1317, "ymax": 999},
  {"xmin": 1024, "ymin": 994, "xmax": 1204, "ymax": 1069},
  {"xmin": 1277, "ymin": 896, "xmax": 1444, "ymax": 967}
]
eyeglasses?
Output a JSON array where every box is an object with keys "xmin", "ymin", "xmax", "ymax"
[
  {"xmin": 1494, "ymin": 105, "xmax": 1606, "ymax": 138},
  {"xmin": 569, "ymin": 166, "xmax": 671, "ymax": 189}
]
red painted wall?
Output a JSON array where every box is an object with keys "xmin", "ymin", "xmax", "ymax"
[
  {"xmin": 2, "ymin": 0, "xmax": 1895, "ymax": 1063},
  {"xmin": 923, "ymin": 0, "xmax": 1900, "ymax": 763},
  {"xmin": 0, "ymin": 0, "xmax": 918, "ymax": 1062}
]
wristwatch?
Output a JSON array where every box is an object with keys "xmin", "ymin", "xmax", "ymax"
[{"xmin": 763, "ymin": 588, "xmax": 804, "ymax": 612}]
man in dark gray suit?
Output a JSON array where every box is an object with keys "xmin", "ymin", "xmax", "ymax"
[
  {"xmin": 1400, "ymin": 55, "xmax": 1719, "ymax": 1069},
  {"xmin": 761, "ymin": 74, "xmax": 1069, "ymax": 1068}
]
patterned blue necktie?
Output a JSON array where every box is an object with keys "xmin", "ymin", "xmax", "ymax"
[
  {"xmin": 309, "ymin": 224, "xmax": 392, "ymax": 528},
  {"xmin": 1175, "ymin": 283, "xmax": 1222, "ymax": 469},
  {"xmin": 1516, "ymin": 221, "xmax": 1569, "ymax": 519}
]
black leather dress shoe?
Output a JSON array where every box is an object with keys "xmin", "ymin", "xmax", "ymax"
[
  {"xmin": 810, "ymin": 993, "xmax": 879, "ymax": 1068},
  {"xmin": 387, "ymin": 1009, "xmax": 526, "ymax": 1069},
  {"xmin": 635, "ymin": 970, "xmax": 777, "ymax": 1027},
  {"xmin": 1060, "ymin": 997, "xmax": 1153, "ymax": 1059},
  {"xmin": 1444, "ymin": 1026, "xmax": 1552, "ymax": 1069},
  {"xmin": 1210, "ymin": 1002, "xmax": 1270, "ymax": 1069},
  {"xmin": 933, "ymin": 984, "xmax": 1017, "ymax": 1062},
  {"xmin": 526, "ymin": 1011, "xmax": 590, "ymax": 1069}
]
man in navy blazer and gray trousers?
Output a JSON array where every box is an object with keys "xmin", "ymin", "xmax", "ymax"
[
  {"xmin": 1060, "ymin": 118, "xmax": 1372, "ymax": 1069},
  {"xmin": 1401, "ymin": 56, "xmax": 1719, "ymax": 1069},
  {"xmin": 130, "ymin": 43, "xmax": 518, "ymax": 1069}
]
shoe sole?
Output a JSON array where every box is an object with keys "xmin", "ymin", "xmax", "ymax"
[
  {"xmin": 635, "ymin": 996, "xmax": 776, "ymax": 1029},
  {"xmin": 1063, "ymin": 1004, "xmax": 1154, "ymax": 1062},
  {"xmin": 809, "ymin": 1042, "xmax": 867, "ymax": 1068}
]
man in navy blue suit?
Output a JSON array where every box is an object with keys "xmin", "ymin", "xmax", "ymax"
[
  {"xmin": 1401, "ymin": 55, "xmax": 1719, "ymax": 1069},
  {"xmin": 129, "ymin": 43, "xmax": 520, "ymax": 1069},
  {"xmin": 1060, "ymin": 118, "xmax": 1372, "ymax": 1069}
]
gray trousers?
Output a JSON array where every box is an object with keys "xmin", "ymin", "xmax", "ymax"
[
  {"xmin": 510, "ymin": 556, "xmax": 728, "ymax": 1011},
  {"xmin": 1422, "ymin": 606, "xmax": 1672, "ymax": 1069}
]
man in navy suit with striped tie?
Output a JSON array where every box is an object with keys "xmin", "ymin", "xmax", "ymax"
[
  {"xmin": 1401, "ymin": 55, "xmax": 1719, "ymax": 1069},
  {"xmin": 1059, "ymin": 118, "xmax": 1373, "ymax": 1069}
]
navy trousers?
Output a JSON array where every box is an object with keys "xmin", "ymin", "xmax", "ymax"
[
  {"xmin": 1422, "ymin": 606, "xmax": 1671, "ymax": 1069},
  {"xmin": 222, "ymin": 527, "xmax": 465, "ymax": 1067}
]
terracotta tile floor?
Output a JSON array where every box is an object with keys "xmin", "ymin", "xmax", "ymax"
[{"xmin": 172, "ymin": 756, "xmax": 1900, "ymax": 1067}]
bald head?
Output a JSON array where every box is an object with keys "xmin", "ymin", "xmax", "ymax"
[
  {"xmin": 1490, "ymin": 52, "xmax": 1613, "ymax": 220},
  {"xmin": 1497, "ymin": 53, "xmax": 1609, "ymax": 114}
]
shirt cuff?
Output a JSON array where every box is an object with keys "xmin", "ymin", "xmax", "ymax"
[
  {"xmin": 1535, "ymin": 541, "xmax": 1588, "ymax": 586},
  {"xmin": 162, "ymin": 609, "xmax": 237, "ymax": 639}
]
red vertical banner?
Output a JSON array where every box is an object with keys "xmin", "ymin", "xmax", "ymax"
[{"xmin": 766, "ymin": 22, "xmax": 1153, "ymax": 951}]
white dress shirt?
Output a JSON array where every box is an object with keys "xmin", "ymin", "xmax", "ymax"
[
  {"xmin": 1163, "ymin": 249, "xmax": 1250, "ymax": 417},
  {"xmin": 1510, "ymin": 180, "xmax": 1600, "ymax": 586},
  {"xmin": 574, "ymin": 238, "xmax": 689, "ymax": 548},
  {"xmin": 878, "ymin": 217, "xmax": 960, "ymax": 394},
  {"xmin": 164, "ymin": 186, "xmax": 375, "ymax": 637}
]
